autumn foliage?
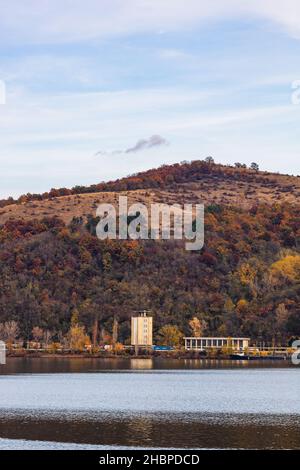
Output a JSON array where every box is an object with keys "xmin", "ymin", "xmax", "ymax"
[{"xmin": 0, "ymin": 196, "xmax": 299, "ymax": 346}]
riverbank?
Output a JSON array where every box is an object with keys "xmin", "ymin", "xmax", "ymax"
[
  {"xmin": 7, "ymin": 350, "xmax": 200, "ymax": 359},
  {"xmin": 5, "ymin": 349, "xmax": 291, "ymax": 362}
]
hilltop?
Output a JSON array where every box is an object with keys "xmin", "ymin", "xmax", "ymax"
[
  {"xmin": 0, "ymin": 160, "xmax": 299, "ymax": 224},
  {"xmin": 0, "ymin": 160, "xmax": 299, "ymax": 348}
]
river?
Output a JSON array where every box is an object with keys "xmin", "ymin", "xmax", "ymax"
[{"xmin": 0, "ymin": 357, "xmax": 299, "ymax": 449}]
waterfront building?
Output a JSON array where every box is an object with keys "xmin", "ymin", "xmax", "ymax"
[
  {"xmin": 0, "ymin": 341, "xmax": 6, "ymax": 365},
  {"xmin": 184, "ymin": 337, "xmax": 250, "ymax": 352},
  {"xmin": 131, "ymin": 311, "xmax": 153, "ymax": 347}
]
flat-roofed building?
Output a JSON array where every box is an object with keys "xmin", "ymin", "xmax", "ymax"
[
  {"xmin": 131, "ymin": 311, "xmax": 153, "ymax": 347},
  {"xmin": 0, "ymin": 341, "xmax": 6, "ymax": 365},
  {"xmin": 184, "ymin": 337, "xmax": 250, "ymax": 352}
]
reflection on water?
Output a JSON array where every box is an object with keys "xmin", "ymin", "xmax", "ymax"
[
  {"xmin": 0, "ymin": 412, "xmax": 300, "ymax": 449},
  {"xmin": 0, "ymin": 356, "xmax": 293, "ymax": 375},
  {"xmin": 130, "ymin": 358, "xmax": 153, "ymax": 370},
  {"xmin": 0, "ymin": 439, "xmax": 143, "ymax": 450},
  {"xmin": 0, "ymin": 359, "xmax": 299, "ymax": 449}
]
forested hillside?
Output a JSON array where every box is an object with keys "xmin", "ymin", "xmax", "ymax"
[{"xmin": 0, "ymin": 189, "xmax": 299, "ymax": 346}]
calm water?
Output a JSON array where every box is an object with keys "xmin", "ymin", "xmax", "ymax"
[{"xmin": 0, "ymin": 358, "xmax": 299, "ymax": 449}]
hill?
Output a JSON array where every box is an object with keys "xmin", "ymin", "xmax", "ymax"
[
  {"xmin": 0, "ymin": 160, "xmax": 300, "ymax": 225},
  {"xmin": 0, "ymin": 160, "xmax": 299, "ymax": 348}
]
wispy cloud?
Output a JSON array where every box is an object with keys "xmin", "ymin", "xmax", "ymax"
[
  {"xmin": 126, "ymin": 135, "xmax": 169, "ymax": 153},
  {"xmin": 1, "ymin": 1, "xmax": 300, "ymax": 44},
  {"xmin": 158, "ymin": 49, "xmax": 190, "ymax": 60},
  {"xmin": 1, "ymin": 1, "xmax": 300, "ymax": 197},
  {"xmin": 95, "ymin": 135, "xmax": 169, "ymax": 156}
]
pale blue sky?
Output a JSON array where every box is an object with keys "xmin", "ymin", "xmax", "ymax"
[{"xmin": 0, "ymin": 1, "xmax": 300, "ymax": 197}]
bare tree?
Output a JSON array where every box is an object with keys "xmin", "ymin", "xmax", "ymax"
[
  {"xmin": 32, "ymin": 326, "xmax": 44, "ymax": 343},
  {"xmin": 43, "ymin": 330, "xmax": 53, "ymax": 348},
  {"xmin": 0, "ymin": 321, "xmax": 19, "ymax": 345},
  {"xmin": 112, "ymin": 317, "xmax": 118, "ymax": 346}
]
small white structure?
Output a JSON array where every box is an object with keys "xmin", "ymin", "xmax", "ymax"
[
  {"xmin": 184, "ymin": 337, "xmax": 250, "ymax": 352},
  {"xmin": 0, "ymin": 341, "xmax": 6, "ymax": 365}
]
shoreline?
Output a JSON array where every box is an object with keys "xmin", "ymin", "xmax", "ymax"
[{"xmin": 5, "ymin": 351, "xmax": 290, "ymax": 362}]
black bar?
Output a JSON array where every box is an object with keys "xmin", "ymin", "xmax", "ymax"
[{"xmin": 0, "ymin": 450, "xmax": 299, "ymax": 467}]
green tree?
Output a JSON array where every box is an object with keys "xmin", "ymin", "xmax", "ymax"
[
  {"xmin": 250, "ymin": 162, "xmax": 259, "ymax": 172},
  {"xmin": 157, "ymin": 325, "xmax": 183, "ymax": 347}
]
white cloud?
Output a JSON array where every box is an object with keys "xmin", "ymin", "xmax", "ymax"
[
  {"xmin": 1, "ymin": 1, "xmax": 300, "ymax": 45},
  {"xmin": 0, "ymin": 85, "xmax": 299, "ymax": 163},
  {"xmin": 158, "ymin": 49, "xmax": 191, "ymax": 60},
  {"xmin": 1, "ymin": 85, "xmax": 295, "ymax": 152}
]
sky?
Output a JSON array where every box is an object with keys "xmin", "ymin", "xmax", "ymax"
[{"xmin": 0, "ymin": 0, "xmax": 300, "ymax": 198}]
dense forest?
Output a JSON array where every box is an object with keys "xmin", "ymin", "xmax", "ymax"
[{"xmin": 0, "ymin": 197, "xmax": 299, "ymax": 347}]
